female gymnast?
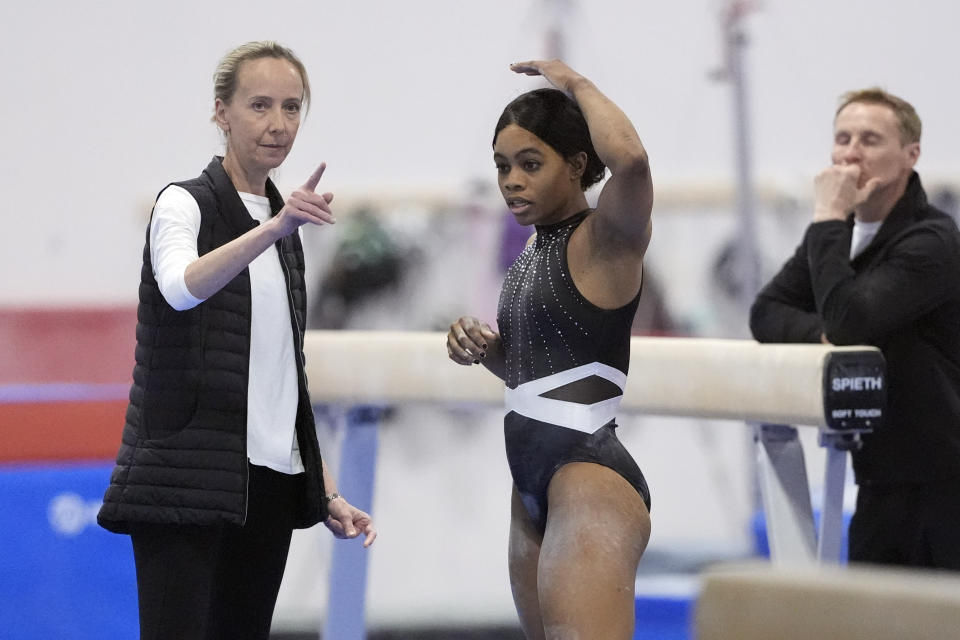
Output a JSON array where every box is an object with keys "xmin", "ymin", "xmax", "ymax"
[{"xmin": 447, "ymin": 60, "xmax": 654, "ymax": 639}]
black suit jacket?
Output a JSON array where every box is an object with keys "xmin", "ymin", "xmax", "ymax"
[{"xmin": 751, "ymin": 172, "xmax": 960, "ymax": 486}]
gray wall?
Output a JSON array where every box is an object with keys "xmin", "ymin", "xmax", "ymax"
[{"xmin": 2, "ymin": 0, "xmax": 957, "ymax": 304}]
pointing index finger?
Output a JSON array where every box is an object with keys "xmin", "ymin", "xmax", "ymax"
[{"xmin": 304, "ymin": 162, "xmax": 327, "ymax": 192}]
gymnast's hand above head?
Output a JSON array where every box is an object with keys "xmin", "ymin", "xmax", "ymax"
[
  {"xmin": 324, "ymin": 496, "xmax": 377, "ymax": 548},
  {"xmin": 447, "ymin": 316, "xmax": 505, "ymax": 380},
  {"xmin": 509, "ymin": 57, "xmax": 653, "ymax": 309},
  {"xmin": 509, "ymin": 59, "xmax": 585, "ymax": 95}
]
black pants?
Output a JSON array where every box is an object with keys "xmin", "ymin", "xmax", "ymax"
[
  {"xmin": 130, "ymin": 464, "xmax": 305, "ymax": 640},
  {"xmin": 849, "ymin": 481, "xmax": 960, "ymax": 570}
]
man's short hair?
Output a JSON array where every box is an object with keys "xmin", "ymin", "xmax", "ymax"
[{"xmin": 836, "ymin": 88, "xmax": 922, "ymax": 145}]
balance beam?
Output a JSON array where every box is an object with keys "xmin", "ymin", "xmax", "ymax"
[
  {"xmin": 301, "ymin": 331, "xmax": 885, "ymax": 638},
  {"xmin": 304, "ymin": 331, "xmax": 878, "ymax": 427}
]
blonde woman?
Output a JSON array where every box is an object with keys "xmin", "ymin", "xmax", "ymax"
[{"xmin": 99, "ymin": 41, "xmax": 374, "ymax": 639}]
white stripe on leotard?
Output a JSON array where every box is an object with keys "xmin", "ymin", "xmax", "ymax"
[{"xmin": 504, "ymin": 362, "xmax": 626, "ymax": 434}]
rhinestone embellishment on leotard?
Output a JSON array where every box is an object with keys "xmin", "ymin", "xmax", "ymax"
[{"xmin": 498, "ymin": 214, "xmax": 594, "ymax": 389}]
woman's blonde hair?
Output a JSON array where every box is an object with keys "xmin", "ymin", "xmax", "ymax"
[{"xmin": 212, "ymin": 41, "xmax": 310, "ymax": 120}]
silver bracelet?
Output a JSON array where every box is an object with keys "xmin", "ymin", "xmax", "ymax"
[{"xmin": 324, "ymin": 492, "xmax": 343, "ymax": 504}]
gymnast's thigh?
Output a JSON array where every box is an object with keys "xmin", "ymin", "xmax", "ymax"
[{"xmin": 508, "ymin": 486, "xmax": 547, "ymax": 640}]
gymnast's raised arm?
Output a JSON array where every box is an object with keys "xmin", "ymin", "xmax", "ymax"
[
  {"xmin": 510, "ymin": 60, "xmax": 652, "ymax": 310},
  {"xmin": 511, "ymin": 60, "xmax": 653, "ymax": 254}
]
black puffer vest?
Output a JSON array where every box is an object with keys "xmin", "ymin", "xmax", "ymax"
[{"xmin": 98, "ymin": 157, "xmax": 327, "ymax": 533}]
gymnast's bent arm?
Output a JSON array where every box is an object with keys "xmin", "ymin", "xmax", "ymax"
[
  {"xmin": 511, "ymin": 60, "xmax": 653, "ymax": 254},
  {"xmin": 447, "ymin": 316, "xmax": 505, "ymax": 381}
]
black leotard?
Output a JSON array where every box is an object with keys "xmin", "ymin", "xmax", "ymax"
[{"xmin": 497, "ymin": 209, "xmax": 651, "ymax": 534}]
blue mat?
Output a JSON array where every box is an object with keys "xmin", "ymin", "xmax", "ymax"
[
  {"xmin": 634, "ymin": 596, "xmax": 692, "ymax": 639},
  {"xmin": 0, "ymin": 462, "xmax": 696, "ymax": 639},
  {"xmin": 0, "ymin": 462, "xmax": 138, "ymax": 640}
]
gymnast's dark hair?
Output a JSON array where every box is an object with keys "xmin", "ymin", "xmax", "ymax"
[{"xmin": 493, "ymin": 88, "xmax": 606, "ymax": 191}]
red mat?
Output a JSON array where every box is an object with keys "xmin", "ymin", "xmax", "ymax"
[{"xmin": 0, "ymin": 307, "xmax": 136, "ymax": 462}]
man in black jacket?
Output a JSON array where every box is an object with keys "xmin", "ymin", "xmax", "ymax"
[{"xmin": 750, "ymin": 88, "xmax": 960, "ymax": 569}]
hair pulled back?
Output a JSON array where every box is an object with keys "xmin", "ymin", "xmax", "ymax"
[
  {"xmin": 212, "ymin": 41, "xmax": 310, "ymax": 118},
  {"xmin": 493, "ymin": 88, "xmax": 605, "ymax": 190}
]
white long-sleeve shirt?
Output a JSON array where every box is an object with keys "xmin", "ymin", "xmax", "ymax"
[{"xmin": 150, "ymin": 185, "xmax": 304, "ymax": 474}]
